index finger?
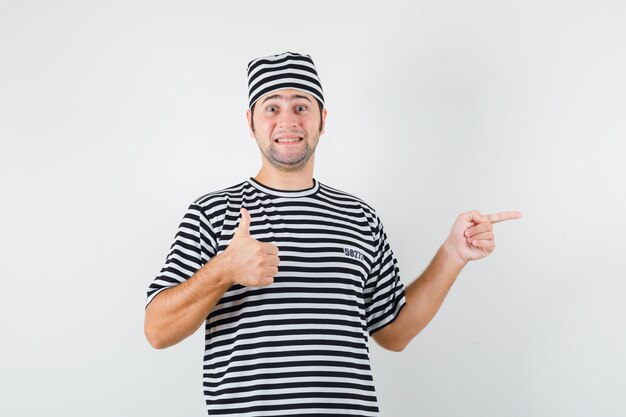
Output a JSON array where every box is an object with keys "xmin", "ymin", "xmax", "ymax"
[{"xmin": 484, "ymin": 211, "xmax": 523, "ymax": 224}]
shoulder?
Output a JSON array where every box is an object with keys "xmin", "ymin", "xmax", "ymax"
[
  {"xmin": 317, "ymin": 180, "xmax": 382, "ymax": 226},
  {"xmin": 190, "ymin": 180, "xmax": 249, "ymax": 207}
]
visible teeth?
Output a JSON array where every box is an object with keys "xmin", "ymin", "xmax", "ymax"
[{"xmin": 276, "ymin": 137, "xmax": 301, "ymax": 143}]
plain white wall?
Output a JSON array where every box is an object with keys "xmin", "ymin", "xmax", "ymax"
[{"xmin": 1, "ymin": 1, "xmax": 625, "ymax": 416}]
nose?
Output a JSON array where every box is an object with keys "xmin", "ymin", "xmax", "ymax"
[{"xmin": 277, "ymin": 109, "xmax": 299, "ymax": 128}]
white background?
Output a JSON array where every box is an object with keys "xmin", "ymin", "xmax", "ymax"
[{"xmin": 1, "ymin": 1, "xmax": 625, "ymax": 416}]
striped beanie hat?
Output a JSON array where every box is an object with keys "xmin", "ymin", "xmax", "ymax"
[{"xmin": 247, "ymin": 51, "xmax": 324, "ymax": 109}]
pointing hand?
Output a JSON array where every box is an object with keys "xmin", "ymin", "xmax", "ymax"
[
  {"xmin": 222, "ymin": 207, "xmax": 280, "ymax": 287},
  {"xmin": 443, "ymin": 210, "xmax": 522, "ymax": 265}
]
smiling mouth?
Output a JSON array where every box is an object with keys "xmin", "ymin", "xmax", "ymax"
[{"xmin": 275, "ymin": 137, "xmax": 303, "ymax": 143}]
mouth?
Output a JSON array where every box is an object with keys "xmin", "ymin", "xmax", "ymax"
[{"xmin": 274, "ymin": 137, "xmax": 303, "ymax": 143}]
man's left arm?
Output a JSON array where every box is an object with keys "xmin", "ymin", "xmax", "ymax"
[{"xmin": 372, "ymin": 210, "xmax": 522, "ymax": 352}]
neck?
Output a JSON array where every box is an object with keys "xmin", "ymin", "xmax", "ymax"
[{"xmin": 254, "ymin": 162, "xmax": 315, "ymax": 191}]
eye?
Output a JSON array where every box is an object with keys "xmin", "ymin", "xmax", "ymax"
[
  {"xmin": 295, "ymin": 105, "xmax": 307, "ymax": 111},
  {"xmin": 266, "ymin": 105, "xmax": 277, "ymax": 112}
]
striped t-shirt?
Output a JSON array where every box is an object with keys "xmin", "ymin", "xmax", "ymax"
[{"xmin": 146, "ymin": 177, "xmax": 407, "ymax": 416}]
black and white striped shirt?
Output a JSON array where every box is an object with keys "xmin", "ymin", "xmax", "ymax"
[{"xmin": 146, "ymin": 177, "xmax": 407, "ymax": 416}]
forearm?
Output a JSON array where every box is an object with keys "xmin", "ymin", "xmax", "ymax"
[
  {"xmin": 377, "ymin": 242, "xmax": 466, "ymax": 351},
  {"xmin": 403, "ymin": 243, "xmax": 467, "ymax": 338},
  {"xmin": 144, "ymin": 253, "xmax": 234, "ymax": 349}
]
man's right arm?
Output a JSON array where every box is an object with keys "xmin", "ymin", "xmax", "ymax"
[
  {"xmin": 144, "ymin": 253, "xmax": 234, "ymax": 349},
  {"xmin": 144, "ymin": 207, "xmax": 279, "ymax": 349}
]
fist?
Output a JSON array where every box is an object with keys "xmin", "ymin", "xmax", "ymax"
[{"xmin": 222, "ymin": 207, "xmax": 280, "ymax": 287}]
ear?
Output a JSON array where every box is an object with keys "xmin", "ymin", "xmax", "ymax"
[
  {"xmin": 245, "ymin": 108, "xmax": 255, "ymax": 138},
  {"xmin": 320, "ymin": 107, "xmax": 328, "ymax": 135}
]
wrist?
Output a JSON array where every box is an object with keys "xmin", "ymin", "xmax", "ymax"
[
  {"xmin": 441, "ymin": 240, "xmax": 468, "ymax": 268},
  {"xmin": 198, "ymin": 253, "xmax": 236, "ymax": 289}
]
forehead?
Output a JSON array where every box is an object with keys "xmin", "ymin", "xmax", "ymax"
[{"xmin": 258, "ymin": 88, "xmax": 316, "ymax": 105}]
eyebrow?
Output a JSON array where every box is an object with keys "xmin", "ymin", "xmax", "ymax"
[{"xmin": 260, "ymin": 93, "xmax": 312, "ymax": 105}]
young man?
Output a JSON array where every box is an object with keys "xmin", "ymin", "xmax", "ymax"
[{"xmin": 144, "ymin": 51, "xmax": 521, "ymax": 416}]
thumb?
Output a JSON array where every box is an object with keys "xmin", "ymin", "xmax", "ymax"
[{"xmin": 234, "ymin": 207, "xmax": 251, "ymax": 237}]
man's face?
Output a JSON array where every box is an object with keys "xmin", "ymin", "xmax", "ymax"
[{"xmin": 247, "ymin": 89, "xmax": 327, "ymax": 172}]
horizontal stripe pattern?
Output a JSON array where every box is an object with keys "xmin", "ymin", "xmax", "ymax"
[{"xmin": 146, "ymin": 177, "xmax": 406, "ymax": 416}]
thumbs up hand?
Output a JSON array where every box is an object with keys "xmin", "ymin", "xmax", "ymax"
[{"xmin": 222, "ymin": 207, "xmax": 280, "ymax": 287}]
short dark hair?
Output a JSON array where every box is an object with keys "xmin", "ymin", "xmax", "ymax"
[{"xmin": 250, "ymin": 99, "xmax": 324, "ymax": 132}]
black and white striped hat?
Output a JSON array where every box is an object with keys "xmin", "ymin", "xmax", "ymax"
[{"xmin": 247, "ymin": 51, "xmax": 324, "ymax": 109}]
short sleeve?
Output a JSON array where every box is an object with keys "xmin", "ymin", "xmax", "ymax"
[
  {"xmin": 364, "ymin": 214, "xmax": 407, "ymax": 335},
  {"xmin": 145, "ymin": 202, "xmax": 217, "ymax": 308}
]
